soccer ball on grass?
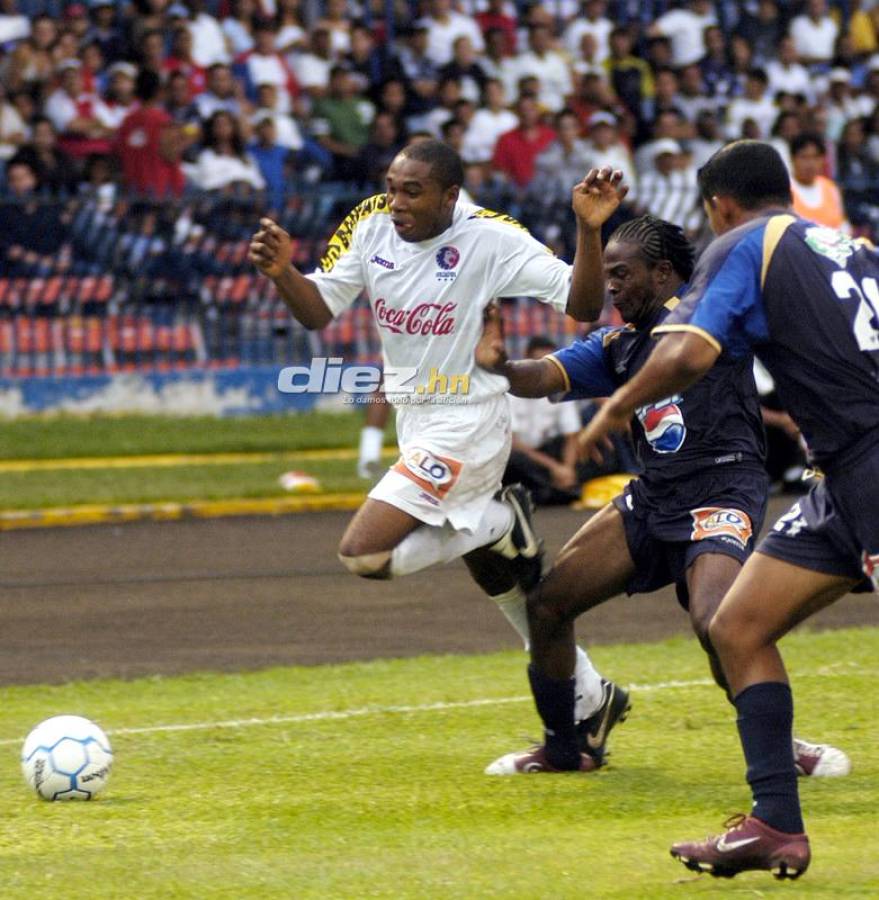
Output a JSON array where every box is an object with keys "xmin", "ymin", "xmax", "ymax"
[{"xmin": 21, "ymin": 715, "xmax": 113, "ymax": 800}]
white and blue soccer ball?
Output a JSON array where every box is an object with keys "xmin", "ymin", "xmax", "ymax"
[{"xmin": 21, "ymin": 715, "xmax": 113, "ymax": 801}]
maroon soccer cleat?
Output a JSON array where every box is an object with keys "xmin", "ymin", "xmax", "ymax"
[
  {"xmin": 670, "ymin": 814, "xmax": 810, "ymax": 880},
  {"xmin": 484, "ymin": 744, "xmax": 599, "ymax": 775}
]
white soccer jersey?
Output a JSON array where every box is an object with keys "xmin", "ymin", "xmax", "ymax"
[{"xmin": 306, "ymin": 196, "xmax": 573, "ymax": 407}]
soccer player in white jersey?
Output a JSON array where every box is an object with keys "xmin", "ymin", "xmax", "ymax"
[{"xmin": 250, "ymin": 142, "xmax": 627, "ymax": 768}]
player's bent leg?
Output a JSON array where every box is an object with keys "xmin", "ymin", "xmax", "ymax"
[
  {"xmin": 486, "ymin": 505, "xmax": 636, "ymax": 774},
  {"xmin": 338, "ymin": 499, "xmax": 423, "ymax": 579}
]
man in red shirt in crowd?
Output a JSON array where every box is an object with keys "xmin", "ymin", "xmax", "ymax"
[
  {"xmin": 492, "ymin": 95, "xmax": 557, "ymax": 188},
  {"xmin": 115, "ymin": 69, "xmax": 195, "ymax": 197}
]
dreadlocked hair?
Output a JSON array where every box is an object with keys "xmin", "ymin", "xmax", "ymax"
[{"xmin": 609, "ymin": 215, "xmax": 695, "ymax": 281}]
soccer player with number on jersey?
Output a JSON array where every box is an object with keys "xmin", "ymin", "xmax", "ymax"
[
  {"xmin": 249, "ymin": 142, "xmax": 628, "ymax": 764},
  {"xmin": 579, "ymin": 139, "xmax": 879, "ymax": 881}
]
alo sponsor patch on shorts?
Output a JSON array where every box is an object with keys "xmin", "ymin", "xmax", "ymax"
[
  {"xmin": 690, "ymin": 507, "xmax": 753, "ymax": 549},
  {"xmin": 393, "ymin": 447, "xmax": 462, "ymax": 498}
]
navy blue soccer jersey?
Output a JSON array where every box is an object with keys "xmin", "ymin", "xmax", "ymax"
[
  {"xmin": 550, "ymin": 300, "xmax": 766, "ymax": 484},
  {"xmin": 655, "ymin": 214, "xmax": 879, "ymax": 468}
]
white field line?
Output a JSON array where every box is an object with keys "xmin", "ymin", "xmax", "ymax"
[{"xmin": 0, "ymin": 668, "xmax": 867, "ymax": 748}]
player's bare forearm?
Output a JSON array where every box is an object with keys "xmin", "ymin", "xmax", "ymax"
[
  {"xmin": 499, "ymin": 357, "xmax": 566, "ymax": 398},
  {"xmin": 565, "ymin": 223, "xmax": 605, "ymax": 322},
  {"xmin": 272, "ymin": 267, "xmax": 334, "ymax": 330}
]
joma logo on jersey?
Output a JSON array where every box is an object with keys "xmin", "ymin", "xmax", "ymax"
[
  {"xmin": 369, "ymin": 254, "xmax": 395, "ymax": 269},
  {"xmin": 374, "ymin": 298, "xmax": 457, "ymax": 335},
  {"xmin": 690, "ymin": 507, "xmax": 753, "ymax": 549}
]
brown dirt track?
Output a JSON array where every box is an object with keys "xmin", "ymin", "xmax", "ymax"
[{"xmin": 1, "ymin": 498, "xmax": 875, "ymax": 685}]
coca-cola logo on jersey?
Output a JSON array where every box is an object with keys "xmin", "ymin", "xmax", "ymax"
[{"xmin": 374, "ymin": 298, "xmax": 457, "ymax": 335}]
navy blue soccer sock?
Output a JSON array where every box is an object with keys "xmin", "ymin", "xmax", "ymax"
[
  {"xmin": 528, "ymin": 664, "xmax": 580, "ymax": 770},
  {"xmin": 734, "ymin": 681, "xmax": 804, "ymax": 834}
]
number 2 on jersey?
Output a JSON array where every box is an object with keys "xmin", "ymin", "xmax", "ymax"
[{"xmin": 832, "ymin": 271, "xmax": 879, "ymax": 352}]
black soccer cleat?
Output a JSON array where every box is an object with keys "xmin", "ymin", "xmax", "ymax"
[
  {"xmin": 498, "ymin": 483, "xmax": 544, "ymax": 591},
  {"xmin": 576, "ymin": 679, "xmax": 631, "ymax": 765}
]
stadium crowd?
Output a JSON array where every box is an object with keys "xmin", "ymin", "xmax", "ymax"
[{"xmin": 0, "ymin": 0, "xmax": 878, "ymax": 252}]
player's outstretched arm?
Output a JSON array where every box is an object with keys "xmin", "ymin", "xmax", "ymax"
[
  {"xmin": 249, "ymin": 218, "xmax": 333, "ymax": 330},
  {"xmin": 475, "ymin": 303, "xmax": 566, "ymax": 398},
  {"xmin": 565, "ymin": 167, "xmax": 629, "ymax": 322},
  {"xmin": 577, "ymin": 330, "xmax": 718, "ymax": 462}
]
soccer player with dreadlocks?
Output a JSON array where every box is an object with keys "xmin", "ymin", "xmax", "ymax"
[{"xmin": 477, "ymin": 190, "xmax": 850, "ymax": 778}]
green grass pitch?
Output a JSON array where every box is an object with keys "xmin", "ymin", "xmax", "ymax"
[{"xmin": 0, "ymin": 628, "xmax": 876, "ymax": 898}]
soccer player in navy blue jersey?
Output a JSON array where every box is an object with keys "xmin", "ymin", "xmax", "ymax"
[
  {"xmin": 579, "ymin": 140, "xmax": 879, "ymax": 881},
  {"xmin": 477, "ymin": 185, "xmax": 847, "ymax": 779}
]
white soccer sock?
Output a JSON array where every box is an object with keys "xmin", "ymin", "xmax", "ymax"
[
  {"xmin": 389, "ymin": 501, "xmax": 513, "ymax": 577},
  {"xmin": 357, "ymin": 425, "xmax": 384, "ymax": 475},
  {"xmin": 574, "ymin": 646, "xmax": 605, "ymax": 722},
  {"xmin": 490, "ymin": 585, "xmax": 530, "ymax": 647}
]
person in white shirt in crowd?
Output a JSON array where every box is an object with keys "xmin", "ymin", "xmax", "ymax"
[
  {"xmin": 438, "ymin": 36, "xmax": 486, "ymax": 105},
  {"xmin": 290, "ymin": 26, "xmax": 335, "ymax": 100},
  {"xmin": 420, "ymin": 0, "xmax": 484, "ymax": 67},
  {"xmin": 45, "ymin": 58, "xmax": 115, "ymax": 159},
  {"xmin": 637, "ymin": 139, "xmax": 702, "ymax": 235},
  {"xmin": 584, "ymin": 111, "xmax": 637, "ymax": 202},
  {"xmin": 424, "ymin": 76, "xmax": 462, "ymax": 139},
  {"xmin": 193, "ymin": 109, "xmax": 265, "ymax": 192},
  {"xmin": 650, "ymin": 0, "xmax": 717, "ymax": 68},
  {"xmin": 314, "ymin": 0, "xmax": 354, "ymax": 58},
  {"xmin": 179, "ymin": 0, "xmax": 229, "ymax": 67},
  {"xmin": 564, "ymin": 0, "xmax": 613, "ymax": 65},
  {"xmin": 789, "ymin": 0, "xmax": 839, "ymax": 67},
  {"xmin": 275, "ymin": 0, "xmax": 308, "ymax": 54},
  {"xmin": 503, "ymin": 335, "xmax": 585, "ymax": 507},
  {"xmin": 824, "ymin": 68, "xmax": 875, "ymax": 141},
  {"xmin": 726, "ymin": 68, "xmax": 778, "ymax": 139},
  {"xmin": 240, "ymin": 20, "xmax": 298, "ymax": 115},
  {"xmin": 194, "ymin": 63, "xmax": 246, "ymax": 122},
  {"xmin": 0, "ymin": 80, "xmax": 27, "ymax": 162},
  {"xmin": 461, "ymin": 78, "xmax": 517, "ymax": 164},
  {"xmin": 532, "ymin": 108, "xmax": 593, "ymax": 190},
  {"xmin": 675, "ymin": 64, "xmax": 715, "ymax": 124},
  {"xmin": 249, "ymin": 143, "xmax": 631, "ymax": 767},
  {"xmin": 635, "ymin": 109, "xmax": 687, "ymax": 175},
  {"xmin": 222, "ymin": 0, "xmax": 257, "ymax": 56},
  {"xmin": 689, "ymin": 109, "xmax": 724, "ymax": 169},
  {"xmin": 252, "ymin": 85, "xmax": 304, "ymax": 152},
  {"xmin": 100, "ymin": 62, "xmax": 139, "ymax": 131},
  {"xmin": 766, "ymin": 34, "xmax": 814, "ymax": 103},
  {"xmin": 513, "ymin": 23, "xmax": 572, "ymax": 113}
]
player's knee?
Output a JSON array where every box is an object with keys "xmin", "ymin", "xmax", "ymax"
[
  {"xmin": 526, "ymin": 581, "xmax": 568, "ymax": 631},
  {"xmin": 337, "ymin": 537, "xmax": 393, "ymax": 579},
  {"xmin": 707, "ymin": 607, "xmax": 737, "ymax": 657}
]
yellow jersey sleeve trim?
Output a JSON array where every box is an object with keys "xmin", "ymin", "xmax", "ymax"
[
  {"xmin": 664, "ymin": 295, "xmax": 681, "ymax": 310},
  {"xmin": 320, "ymin": 193, "xmax": 390, "ymax": 273},
  {"xmin": 545, "ymin": 353, "xmax": 572, "ymax": 393},
  {"xmin": 652, "ymin": 323, "xmax": 722, "ymax": 354},
  {"xmin": 760, "ymin": 214, "xmax": 796, "ymax": 288}
]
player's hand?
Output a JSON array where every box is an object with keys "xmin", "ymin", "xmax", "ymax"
[
  {"xmin": 249, "ymin": 217, "xmax": 294, "ymax": 279},
  {"xmin": 572, "ymin": 167, "xmax": 628, "ymax": 231},
  {"xmin": 577, "ymin": 397, "xmax": 631, "ymax": 464},
  {"xmin": 475, "ymin": 302, "xmax": 508, "ymax": 372}
]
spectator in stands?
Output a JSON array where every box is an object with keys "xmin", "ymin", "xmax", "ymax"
[
  {"xmin": 475, "ymin": 0, "xmax": 517, "ymax": 57},
  {"xmin": 102, "ymin": 62, "xmax": 139, "ymax": 131},
  {"xmin": 769, "ymin": 109, "xmax": 801, "ymax": 171},
  {"xmin": 163, "ymin": 24, "xmax": 207, "ymax": 97},
  {"xmin": 192, "ymin": 109, "xmax": 265, "ymax": 193},
  {"xmin": 565, "ymin": 0, "xmax": 612, "ymax": 65},
  {"xmin": 359, "ymin": 109, "xmax": 404, "ymax": 188},
  {"xmin": 184, "ymin": 0, "xmax": 230, "ymax": 68},
  {"xmin": 311, "ymin": 65, "xmax": 374, "ymax": 182},
  {"xmin": 9, "ymin": 117, "xmax": 78, "ymax": 195},
  {"xmin": 675, "ymin": 64, "xmax": 713, "ymax": 125},
  {"xmin": 252, "ymin": 83, "xmax": 304, "ymax": 152},
  {"xmin": 514, "ymin": 23, "xmax": 572, "ymax": 114},
  {"xmin": 726, "ymin": 68, "xmax": 777, "ymax": 139},
  {"xmin": 584, "ymin": 111, "xmax": 636, "ymax": 198},
  {"xmin": 847, "ymin": 0, "xmax": 879, "ymax": 57},
  {"xmin": 825, "ymin": 68, "xmax": 874, "ymax": 141},
  {"xmin": 292, "ymin": 26, "xmax": 335, "ymax": 99},
  {"xmin": 0, "ymin": 80, "xmax": 27, "ymax": 164},
  {"xmin": 1, "ymin": 158, "xmax": 65, "ymax": 275},
  {"xmin": 649, "ymin": 0, "xmax": 716, "ymax": 68},
  {"xmin": 532, "ymin": 109, "xmax": 593, "ymax": 193},
  {"xmin": 438, "ymin": 36, "xmax": 486, "ymax": 105},
  {"xmin": 604, "ymin": 26, "xmax": 653, "ymax": 123},
  {"xmin": 45, "ymin": 59, "xmax": 116, "ymax": 161},
  {"xmin": 79, "ymin": 152, "xmax": 117, "ymax": 212},
  {"xmin": 86, "ymin": 2, "xmax": 127, "ymax": 66},
  {"xmin": 375, "ymin": 78, "xmax": 409, "ymax": 140},
  {"xmin": 223, "ymin": 0, "xmax": 258, "ymax": 56},
  {"xmin": 165, "ymin": 70, "xmax": 201, "ymax": 131},
  {"xmin": 790, "ymin": 0, "xmax": 838, "ymax": 67},
  {"xmin": 346, "ymin": 22, "xmax": 401, "ymax": 99},
  {"xmin": 315, "ymin": 0, "xmax": 354, "ymax": 57},
  {"xmin": 423, "ymin": 76, "xmax": 461, "ymax": 138},
  {"xmin": 635, "ymin": 109, "xmax": 686, "ymax": 174},
  {"xmin": 116, "ymin": 69, "xmax": 191, "ymax": 198},
  {"xmin": 502, "ymin": 335, "xmax": 583, "ymax": 507},
  {"xmin": 699, "ymin": 24, "xmax": 735, "ymax": 101},
  {"xmin": 637, "ymin": 139, "xmax": 701, "ymax": 235},
  {"xmin": 396, "ymin": 24, "xmax": 439, "ymax": 124},
  {"xmin": 461, "ymin": 77, "xmax": 516, "ymax": 164},
  {"xmin": 421, "ymin": 0, "xmax": 484, "ymax": 67},
  {"xmin": 237, "ymin": 18, "xmax": 300, "ymax": 114},
  {"xmin": 492, "ymin": 94, "xmax": 556, "ymax": 189},
  {"xmin": 137, "ymin": 28, "xmax": 166, "ymax": 78},
  {"xmin": 644, "ymin": 67, "xmax": 686, "ymax": 128},
  {"xmin": 736, "ymin": 0, "xmax": 783, "ymax": 67},
  {"xmin": 837, "ymin": 116, "xmax": 879, "ymax": 234},
  {"xmin": 4, "ymin": 14, "xmax": 57, "ymax": 94},
  {"xmin": 689, "ymin": 108, "xmax": 724, "ymax": 169},
  {"xmin": 248, "ymin": 113, "xmax": 291, "ymax": 211},
  {"xmin": 790, "ymin": 131, "xmax": 850, "ymax": 231},
  {"xmin": 766, "ymin": 34, "xmax": 813, "ymax": 103},
  {"xmin": 831, "ymin": 32, "xmax": 870, "ymax": 90},
  {"xmin": 195, "ymin": 63, "xmax": 246, "ymax": 122}
]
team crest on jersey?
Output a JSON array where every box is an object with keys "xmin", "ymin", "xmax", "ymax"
[
  {"xmin": 691, "ymin": 507, "xmax": 753, "ymax": 549},
  {"xmin": 636, "ymin": 396, "xmax": 686, "ymax": 454},
  {"xmin": 393, "ymin": 447, "xmax": 462, "ymax": 498},
  {"xmin": 435, "ymin": 246, "xmax": 460, "ymax": 281},
  {"xmin": 804, "ymin": 226, "xmax": 856, "ymax": 268}
]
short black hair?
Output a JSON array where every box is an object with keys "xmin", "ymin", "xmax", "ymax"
[
  {"xmin": 697, "ymin": 140, "xmax": 792, "ymax": 210},
  {"xmin": 399, "ymin": 139, "xmax": 464, "ymax": 190},
  {"xmin": 790, "ymin": 132, "xmax": 826, "ymax": 157},
  {"xmin": 526, "ymin": 335, "xmax": 556, "ymax": 355},
  {"xmin": 609, "ymin": 215, "xmax": 695, "ymax": 281},
  {"xmin": 135, "ymin": 68, "xmax": 161, "ymax": 102}
]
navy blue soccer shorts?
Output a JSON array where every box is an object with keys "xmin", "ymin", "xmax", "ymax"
[
  {"xmin": 758, "ymin": 444, "xmax": 879, "ymax": 593},
  {"xmin": 612, "ymin": 467, "xmax": 769, "ymax": 609}
]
